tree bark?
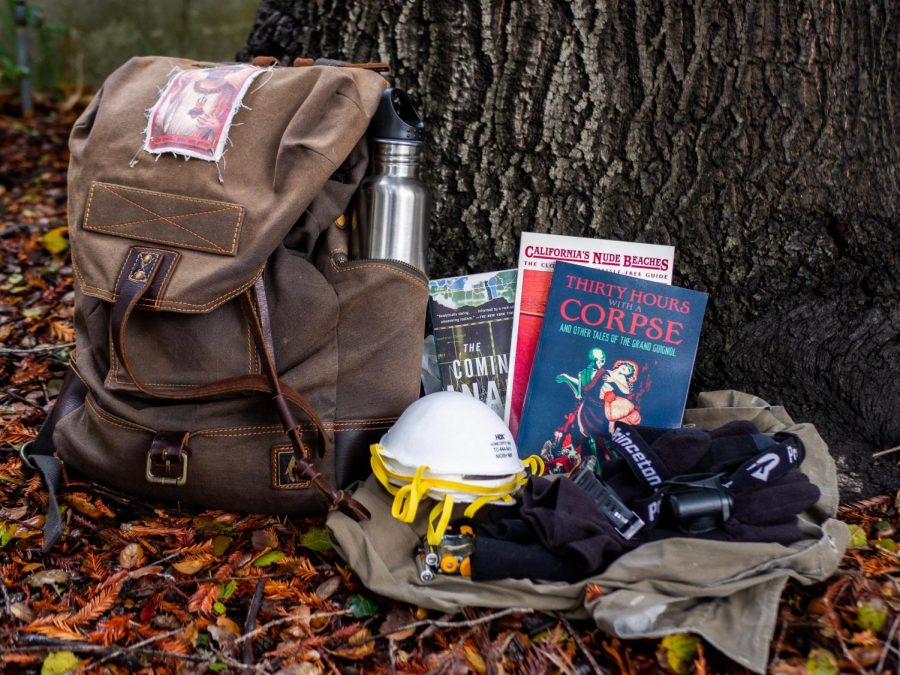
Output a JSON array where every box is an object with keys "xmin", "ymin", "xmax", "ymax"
[{"xmin": 241, "ymin": 0, "xmax": 900, "ymax": 498}]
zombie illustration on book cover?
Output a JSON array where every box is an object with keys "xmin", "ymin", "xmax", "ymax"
[{"xmin": 517, "ymin": 261, "xmax": 708, "ymax": 474}]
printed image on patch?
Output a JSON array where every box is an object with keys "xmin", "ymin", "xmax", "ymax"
[
  {"xmin": 144, "ymin": 65, "xmax": 264, "ymax": 162},
  {"xmin": 271, "ymin": 444, "xmax": 311, "ymax": 490}
]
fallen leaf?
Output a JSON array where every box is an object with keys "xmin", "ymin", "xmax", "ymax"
[
  {"xmin": 462, "ymin": 643, "xmax": 486, "ymax": 674},
  {"xmin": 0, "ymin": 522, "xmax": 16, "ymax": 546},
  {"xmin": 252, "ymin": 550, "xmax": 285, "ymax": 568},
  {"xmin": 855, "ymin": 598, "xmax": 888, "ymax": 632},
  {"xmin": 188, "ymin": 583, "xmax": 219, "ymax": 615},
  {"xmin": 63, "ymin": 493, "xmax": 113, "ymax": 519},
  {"xmin": 331, "ymin": 627, "xmax": 375, "ymax": 660},
  {"xmin": 129, "ymin": 564, "xmax": 163, "ymax": 579},
  {"xmin": 875, "ymin": 538, "xmax": 897, "ymax": 552},
  {"xmin": 252, "ymin": 528, "xmax": 279, "ymax": 551},
  {"xmin": 216, "ymin": 615, "xmax": 241, "ymax": 636},
  {"xmin": 848, "ymin": 645, "xmax": 885, "ymax": 667},
  {"xmin": 315, "ymin": 576, "xmax": 340, "ymax": 601},
  {"xmin": 300, "ymin": 526, "xmax": 332, "ymax": 552},
  {"xmin": 346, "ymin": 594, "xmax": 378, "ymax": 619},
  {"xmin": 173, "ymin": 557, "xmax": 212, "ymax": 575},
  {"xmin": 847, "ymin": 524, "xmax": 868, "ymax": 548},
  {"xmin": 272, "ymin": 663, "xmax": 322, "ymax": 675},
  {"xmin": 585, "ymin": 583, "xmax": 604, "ymax": 602},
  {"xmin": 379, "ymin": 607, "xmax": 416, "ymax": 641},
  {"xmin": 212, "ymin": 535, "xmax": 232, "ymax": 556},
  {"xmin": 26, "ymin": 569, "xmax": 69, "ymax": 588},
  {"xmin": 40, "ymin": 650, "xmax": 82, "ymax": 675},
  {"xmin": 10, "ymin": 602, "xmax": 34, "ymax": 622},
  {"xmin": 207, "ymin": 621, "xmax": 238, "ymax": 650},
  {"xmin": 658, "ymin": 633, "xmax": 699, "ymax": 675},
  {"xmin": 40, "ymin": 226, "xmax": 69, "ymax": 254},
  {"xmin": 807, "ymin": 648, "xmax": 839, "ymax": 675},
  {"xmin": 219, "ymin": 580, "xmax": 237, "ymax": 600},
  {"xmin": 118, "ymin": 543, "xmax": 144, "ymax": 570}
]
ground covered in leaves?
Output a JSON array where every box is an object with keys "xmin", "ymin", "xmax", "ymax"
[{"xmin": 0, "ymin": 107, "xmax": 898, "ymax": 674}]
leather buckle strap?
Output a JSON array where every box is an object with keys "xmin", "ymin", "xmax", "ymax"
[
  {"xmin": 146, "ymin": 431, "xmax": 191, "ymax": 486},
  {"xmin": 111, "ymin": 247, "xmax": 179, "ymax": 381}
]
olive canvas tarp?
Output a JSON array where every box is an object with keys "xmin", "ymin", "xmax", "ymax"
[{"xmin": 327, "ymin": 390, "xmax": 849, "ymax": 673}]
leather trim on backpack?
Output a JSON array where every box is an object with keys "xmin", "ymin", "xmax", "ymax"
[{"xmin": 271, "ymin": 442, "xmax": 312, "ymax": 489}]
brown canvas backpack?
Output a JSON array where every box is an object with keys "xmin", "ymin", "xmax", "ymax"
[{"xmin": 25, "ymin": 56, "xmax": 429, "ymax": 550}]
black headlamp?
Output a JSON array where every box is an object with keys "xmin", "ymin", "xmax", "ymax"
[{"xmin": 663, "ymin": 473, "xmax": 733, "ymax": 535}]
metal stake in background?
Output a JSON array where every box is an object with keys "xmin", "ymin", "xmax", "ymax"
[{"xmin": 15, "ymin": 0, "xmax": 34, "ymax": 117}]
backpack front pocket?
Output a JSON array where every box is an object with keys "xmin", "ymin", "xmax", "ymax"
[{"xmin": 104, "ymin": 296, "xmax": 260, "ymax": 393}]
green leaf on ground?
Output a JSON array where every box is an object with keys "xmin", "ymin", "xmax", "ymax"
[
  {"xmin": 300, "ymin": 526, "xmax": 332, "ymax": 552},
  {"xmin": 41, "ymin": 651, "xmax": 82, "ymax": 675},
  {"xmin": 219, "ymin": 579, "xmax": 237, "ymax": 599},
  {"xmin": 807, "ymin": 648, "xmax": 839, "ymax": 675},
  {"xmin": 253, "ymin": 550, "xmax": 285, "ymax": 568},
  {"xmin": 347, "ymin": 593, "xmax": 379, "ymax": 618},
  {"xmin": 847, "ymin": 524, "xmax": 868, "ymax": 548},
  {"xmin": 41, "ymin": 226, "xmax": 69, "ymax": 254},
  {"xmin": 659, "ymin": 633, "xmax": 699, "ymax": 675},
  {"xmin": 855, "ymin": 598, "xmax": 888, "ymax": 632}
]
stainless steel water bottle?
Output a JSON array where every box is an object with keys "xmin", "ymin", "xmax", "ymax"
[{"xmin": 357, "ymin": 88, "xmax": 430, "ymax": 273}]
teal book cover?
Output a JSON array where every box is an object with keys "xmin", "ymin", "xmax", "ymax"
[
  {"xmin": 428, "ymin": 269, "xmax": 517, "ymax": 418},
  {"xmin": 517, "ymin": 261, "xmax": 708, "ymax": 473}
]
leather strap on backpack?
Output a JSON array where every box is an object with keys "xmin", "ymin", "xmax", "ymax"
[
  {"xmin": 242, "ymin": 279, "xmax": 370, "ymax": 521},
  {"xmin": 249, "ymin": 55, "xmax": 391, "ymax": 72},
  {"xmin": 109, "ymin": 247, "xmax": 370, "ymax": 521}
]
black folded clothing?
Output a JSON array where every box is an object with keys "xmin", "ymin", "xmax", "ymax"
[{"xmin": 469, "ymin": 421, "xmax": 821, "ymax": 583}]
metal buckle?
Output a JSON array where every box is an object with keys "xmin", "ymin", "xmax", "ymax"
[{"xmin": 145, "ymin": 449, "xmax": 189, "ymax": 486}]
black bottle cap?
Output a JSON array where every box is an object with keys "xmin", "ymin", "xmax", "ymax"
[{"xmin": 370, "ymin": 88, "xmax": 424, "ymax": 143}]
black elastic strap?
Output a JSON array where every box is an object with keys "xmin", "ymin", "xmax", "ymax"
[
  {"xmin": 608, "ymin": 425, "xmax": 674, "ymax": 492},
  {"xmin": 614, "ymin": 427, "xmax": 806, "ymax": 530},
  {"xmin": 22, "ymin": 412, "xmax": 65, "ymax": 553},
  {"xmin": 722, "ymin": 435, "xmax": 805, "ymax": 490},
  {"xmin": 21, "ymin": 367, "xmax": 88, "ymax": 552}
]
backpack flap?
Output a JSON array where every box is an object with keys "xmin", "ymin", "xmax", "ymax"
[{"xmin": 68, "ymin": 56, "xmax": 387, "ymax": 312}]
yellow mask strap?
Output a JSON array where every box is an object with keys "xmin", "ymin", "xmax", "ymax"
[
  {"xmin": 371, "ymin": 444, "xmax": 526, "ymax": 496},
  {"xmin": 463, "ymin": 493, "xmax": 514, "ymax": 519},
  {"xmin": 426, "ymin": 494, "xmax": 456, "ymax": 546},
  {"xmin": 391, "ymin": 464, "xmax": 430, "ymax": 523},
  {"xmin": 523, "ymin": 454, "xmax": 545, "ymax": 476},
  {"xmin": 371, "ymin": 443, "xmax": 530, "ymax": 529},
  {"xmin": 370, "ymin": 444, "xmax": 400, "ymax": 496}
]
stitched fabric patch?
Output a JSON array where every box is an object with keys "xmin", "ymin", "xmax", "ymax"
[
  {"xmin": 144, "ymin": 65, "xmax": 264, "ymax": 162},
  {"xmin": 83, "ymin": 182, "xmax": 244, "ymax": 256}
]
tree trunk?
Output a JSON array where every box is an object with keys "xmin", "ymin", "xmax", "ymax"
[{"xmin": 240, "ymin": 1, "xmax": 900, "ymax": 498}]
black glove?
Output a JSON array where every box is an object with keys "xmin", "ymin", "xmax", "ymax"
[{"xmin": 602, "ymin": 423, "xmax": 820, "ymax": 546}]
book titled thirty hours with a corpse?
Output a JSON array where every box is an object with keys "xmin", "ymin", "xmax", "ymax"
[
  {"xmin": 428, "ymin": 269, "xmax": 517, "ymax": 418},
  {"xmin": 504, "ymin": 232, "xmax": 675, "ymax": 437},
  {"xmin": 516, "ymin": 262, "xmax": 707, "ymax": 473}
]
